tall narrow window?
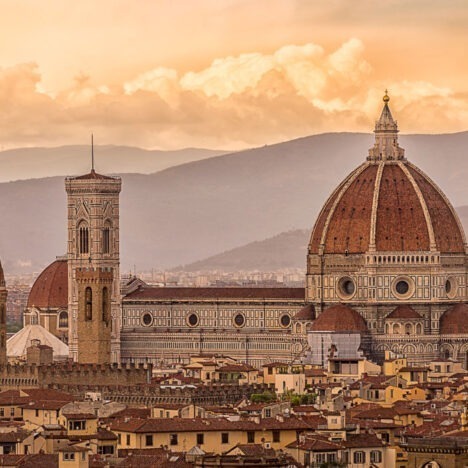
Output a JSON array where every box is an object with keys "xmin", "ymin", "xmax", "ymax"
[
  {"xmin": 85, "ymin": 287, "xmax": 93, "ymax": 320},
  {"xmin": 102, "ymin": 227, "xmax": 110, "ymax": 254},
  {"xmin": 0, "ymin": 304, "xmax": 5, "ymax": 324},
  {"xmin": 58, "ymin": 311, "xmax": 68, "ymax": 328},
  {"xmin": 102, "ymin": 287, "xmax": 110, "ymax": 323},
  {"xmin": 79, "ymin": 225, "xmax": 89, "ymax": 254}
]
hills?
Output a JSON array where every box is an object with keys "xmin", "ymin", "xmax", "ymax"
[
  {"xmin": 0, "ymin": 131, "xmax": 467, "ymax": 274},
  {"xmin": 0, "ymin": 145, "xmax": 225, "ymax": 183}
]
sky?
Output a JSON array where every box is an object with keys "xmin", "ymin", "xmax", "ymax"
[{"xmin": 0, "ymin": 0, "xmax": 467, "ymax": 150}]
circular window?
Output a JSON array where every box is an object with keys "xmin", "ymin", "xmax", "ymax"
[
  {"xmin": 234, "ymin": 313, "xmax": 245, "ymax": 327},
  {"xmin": 396, "ymin": 280, "xmax": 409, "ymax": 295},
  {"xmin": 280, "ymin": 314, "xmax": 291, "ymax": 328},
  {"xmin": 337, "ymin": 276, "xmax": 356, "ymax": 299},
  {"xmin": 142, "ymin": 313, "xmax": 153, "ymax": 326},
  {"xmin": 446, "ymin": 277, "xmax": 457, "ymax": 299},
  {"xmin": 187, "ymin": 313, "xmax": 199, "ymax": 327},
  {"xmin": 392, "ymin": 276, "xmax": 414, "ymax": 299}
]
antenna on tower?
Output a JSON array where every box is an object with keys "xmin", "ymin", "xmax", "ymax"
[{"xmin": 91, "ymin": 133, "xmax": 95, "ymax": 172}]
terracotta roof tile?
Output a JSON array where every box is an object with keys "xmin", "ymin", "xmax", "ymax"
[
  {"xmin": 311, "ymin": 304, "xmax": 368, "ymax": 332},
  {"xmin": 125, "ymin": 287, "xmax": 305, "ymax": 301},
  {"xmin": 27, "ymin": 259, "xmax": 68, "ymax": 309}
]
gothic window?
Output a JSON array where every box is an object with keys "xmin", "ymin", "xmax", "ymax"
[
  {"xmin": 85, "ymin": 287, "xmax": 93, "ymax": 320},
  {"xmin": 416, "ymin": 323, "xmax": 422, "ymax": 335},
  {"xmin": 102, "ymin": 287, "xmax": 110, "ymax": 323},
  {"xmin": 102, "ymin": 221, "xmax": 111, "ymax": 254},
  {"xmin": 58, "ymin": 311, "xmax": 68, "ymax": 328},
  {"xmin": 405, "ymin": 323, "xmax": 413, "ymax": 335},
  {"xmin": 392, "ymin": 323, "xmax": 400, "ymax": 334},
  {"xmin": 78, "ymin": 223, "xmax": 89, "ymax": 254},
  {"xmin": 0, "ymin": 304, "xmax": 5, "ymax": 324}
]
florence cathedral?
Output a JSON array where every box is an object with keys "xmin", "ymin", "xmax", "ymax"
[{"xmin": 20, "ymin": 94, "xmax": 468, "ymax": 368}]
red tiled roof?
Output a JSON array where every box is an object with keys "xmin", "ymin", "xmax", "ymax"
[
  {"xmin": 124, "ymin": 287, "xmax": 305, "ymax": 301},
  {"xmin": 386, "ymin": 305, "xmax": 421, "ymax": 320},
  {"xmin": 294, "ymin": 304, "xmax": 315, "ymax": 321},
  {"xmin": 309, "ymin": 161, "xmax": 465, "ymax": 254},
  {"xmin": 27, "ymin": 259, "xmax": 68, "ymax": 309},
  {"xmin": 311, "ymin": 304, "xmax": 367, "ymax": 333},
  {"xmin": 440, "ymin": 303, "xmax": 468, "ymax": 335},
  {"xmin": 111, "ymin": 416, "xmax": 311, "ymax": 433},
  {"xmin": 71, "ymin": 169, "xmax": 115, "ymax": 180}
]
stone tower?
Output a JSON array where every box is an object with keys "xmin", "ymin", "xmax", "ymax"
[
  {"xmin": 65, "ymin": 169, "xmax": 121, "ymax": 363},
  {"xmin": 0, "ymin": 262, "xmax": 7, "ymax": 366}
]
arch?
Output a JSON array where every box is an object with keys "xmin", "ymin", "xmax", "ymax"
[
  {"xmin": 392, "ymin": 323, "xmax": 401, "ymax": 334},
  {"xmin": 85, "ymin": 287, "xmax": 93, "ymax": 320},
  {"xmin": 405, "ymin": 323, "xmax": 413, "ymax": 335},
  {"xmin": 78, "ymin": 220, "xmax": 89, "ymax": 254},
  {"xmin": 385, "ymin": 323, "xmax": 389, "ymax": 334},
  {"xmin": 102, "ymin": 287, "xmax": 110, "ymax": 324},
  {"xmin": 58, "ymin": 311, "xmax": 68, "ymax": 328},
  {"xmin": 416, "ymin": 323, "xmax": 422, "ymax": 335},
  {"xmin": 402, "ymin": 344, "xmax": 416, "ymax": 355}
]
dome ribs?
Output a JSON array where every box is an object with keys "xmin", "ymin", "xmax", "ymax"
[
  {"xmin": 406, "ymin": 164, "xmax": 465, "ymax": 253},
  {"xmin": 375, "ymin": 164, "xmax": 430, "ymax": 252},
  {"xmin": 323, "ymin": 164, "xmax": 377, "ymax": 254}
]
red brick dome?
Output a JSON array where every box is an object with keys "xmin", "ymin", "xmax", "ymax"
[
  {"xmin": 309, "ymin": 98, "xmax": 466, "ymax": 256},
  {"xmin": 311, "ymin": 304, "xmax": 368, "ymax": 333},
  {"xmin": 440, "ymin": 303, "xmax": 468, "ymax": 335},
  {"xmin": 386, "ymin": 305, "xmax": 421, "ymax": 320},
  {"xmin": 27, "ymin": 259, "xmax": 68, "ymax": 309}
]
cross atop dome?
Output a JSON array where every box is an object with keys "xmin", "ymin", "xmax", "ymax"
[{"xmin": 368, "ymin": 91, "xmax": 405, "ymax": 162}]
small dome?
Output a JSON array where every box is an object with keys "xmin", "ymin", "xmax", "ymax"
[
  {"xmin": 27, "ymin": 259, "xmax": 68, "ymax": 309},
  {"xmin": 440, "ymin": 303, "xmax": 468, "ymax": 335},
  {"xmin": 294, "ymin": 304, "xmax": 315, "ymax": 321},
  {"xmin": 386, "ymin": 305, "xmax": 421, "ymax": 320},
  {"xmin": 311, "ymin": 304, "xmax": 368, "ymax": 333}
]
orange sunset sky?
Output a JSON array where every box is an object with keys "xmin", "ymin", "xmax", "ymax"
[{"xmin": 1, "ymin": 0, "xmax": 467, "ymax": 150}]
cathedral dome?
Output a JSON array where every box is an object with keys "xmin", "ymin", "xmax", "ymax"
[
  {"xmin": 439, "ymin": 303, "xmax": 468, "ymax": 335},
  {"xmin": 27, "ymin": 259, "xmax": 68, "ymax": 309},
  {"xmin": 311, "ymin": 304, "xmax": 368, "ymax": 333},
  {"xmin": 309, "ymin": 96, "xmax": 466, "ymax": 256}
]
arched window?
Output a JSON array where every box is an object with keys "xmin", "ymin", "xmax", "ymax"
[
  {"xmin": 78, "ymin": 223, "xmax": 89, "ymax": 254},
  {"xmin": 405, "ymin": 323, "xmax": 413, "ymax": 335},
  {"xmin": 392, "ymin": 323, "xmax": 400, "ymax": 334},
  {"xmin": 58, "ymin": 311, "xmax": 68, "ymax": 328},
  {"xmin": 102, "ymin": 221, "xmax": 111, "ymax": 254},
  {"xmin": 444, "ymin": 349, "xmax": 450, "ymax": 360},
  {"xmin": 385, "ymin": 323, "xmax": 389, "ymax": 334},
  {"xmin": 102, "ymin": 287, "xmax": 110, "ymax": 323},
  {"xmin": 31, "ymin": 312, "xmax": 38, "ymax": 325},
  {"xmin": 0, "ymin": 304, "xmax": 5, "ymax": 324},
  {"xmin": 85, "ymin": 287, "xmax": 93, "ymax": 320},
  {"xmin": 416, "ymin": 323, "xmax": 422, "ymax": 335}
]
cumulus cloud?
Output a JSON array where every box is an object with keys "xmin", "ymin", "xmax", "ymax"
[{"xmin": 0, "ymin": 39, "xmax": 466, "ymax": 150}]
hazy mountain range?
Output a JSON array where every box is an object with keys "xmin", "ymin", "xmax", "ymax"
[
  {"xmin": 0, "ymin": 145, "xmax": 226, "ymax": 183},
  {"xmin": 0, "ymin": 131, "xmax": 467, "ymax": 275}
]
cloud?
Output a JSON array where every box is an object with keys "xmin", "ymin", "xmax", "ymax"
[{"xmin": 0, "ymin": 39, "xmax": 466, "ymax": 150}]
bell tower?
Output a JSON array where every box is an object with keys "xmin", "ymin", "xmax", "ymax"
[{"xmin": 65, "ymin": 162, "xmax": 121, "ymax": 363}]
